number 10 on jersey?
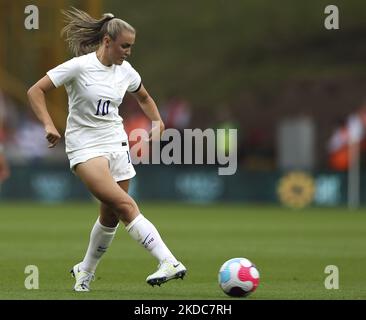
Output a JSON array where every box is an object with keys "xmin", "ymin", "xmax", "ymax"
[{"xmin": 95, "ymin": 99, "xmax": 111, "ymax": 116}]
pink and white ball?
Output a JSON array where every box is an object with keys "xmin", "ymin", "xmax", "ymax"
[{"xmin": 218, "ymin": 257, "xmax": 260, "ymax": 297}]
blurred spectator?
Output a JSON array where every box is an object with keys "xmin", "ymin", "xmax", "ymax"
[
  {"xmin": 0, "ymin": 92, "xmax": 10, "ymax": 182},
  {"xmin": 348, "ymin": 103, "xmax": 366, "ymax": 167},
  {"xmin": 327, "ymin": 118, "xmax": 349, "ymax": 171},
  {"xmin": 0, "ymin": 143, "xmax": 10, "ymax": 183},
  {"xmin": 243, "ymin": 126, "xmax": 275, "ymax": 170},
  {"xmin": 215, "ymin": 107, "xmax": 239, "ymax": 164},
  {"xmin": 161, "ymin": 97, "xmax": 192, "ymax": 130},
  {"xmin": 327, "ymin": 103, "xmax": 366, "ymax": 171},
  {"xmin": 13, "ymin": 111, "xmax": 50, "ymax": 164},
  {"xmin": 0, "ymin": 89, "xmax": 65, "ymax": 165},
  {"xmin": 121, "ymin": 96, "xmax": 151, "ymax": 162},
  {"xmin": 0, "ymin": 90, "xmax": 19, "ymax": 145},
  {"xmin": 347, "ymin": 104, "xmax": 366, "ymax": 146}
]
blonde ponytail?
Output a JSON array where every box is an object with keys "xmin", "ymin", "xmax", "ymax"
[{"xmin": 61, "ymin": 7, "xmax": 135, "ymax": 56}]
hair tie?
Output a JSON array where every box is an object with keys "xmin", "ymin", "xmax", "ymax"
[{"xmin": 104, "ymin": 14, "xmax": 115, "ymax": 22}]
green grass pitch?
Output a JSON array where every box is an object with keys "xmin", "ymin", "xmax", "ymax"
[{"xmin": 0, "ymin": 202, "xmax": 365, "ymax": 300}]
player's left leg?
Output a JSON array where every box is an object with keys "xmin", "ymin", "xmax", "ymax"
[
  {"xmin": 125, "ymin": 212, "xmax": 187, "ymax": 286},
  {"xmin": 120, "ymin": 180, "xmax": 186, "ymax": 286},
  {"xmin": 116, "ymin": 176, "xmax": 187, "ymax": 286}
]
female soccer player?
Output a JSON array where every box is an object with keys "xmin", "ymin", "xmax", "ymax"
[{"xmin": 27, "ymin": 8, "xmax": 186, "ymax": 292}]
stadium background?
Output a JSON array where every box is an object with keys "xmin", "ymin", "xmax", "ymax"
[{"xmin": 0, "ymin": 0, "xmax": 365, "ymax": 300}]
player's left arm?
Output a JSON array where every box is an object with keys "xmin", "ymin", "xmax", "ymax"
[{"xmin": 130, "ymin": 84, "xmax": 165, "ymax": 138}]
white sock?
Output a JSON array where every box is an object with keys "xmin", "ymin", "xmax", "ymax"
[
  {"xmin": 81, "ymin": 218, "xmax": 118, "ymax": 273},
  {"xmin": 126, "ymin": 214, "xmax": 178, "ymax": 264}
]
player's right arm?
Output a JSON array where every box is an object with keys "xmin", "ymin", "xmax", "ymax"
[{"xmin": 27, "ymin": 75, "xmax": 61, "ymax": 148}]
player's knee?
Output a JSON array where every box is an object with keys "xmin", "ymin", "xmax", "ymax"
[{"xmin": 113, "ymin": 198, "xmax": 138, "ymax": 219}]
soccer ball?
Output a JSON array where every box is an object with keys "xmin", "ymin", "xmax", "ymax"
[{"xmin": 218, "ymin": 257, "xmax": 260, "ymax": 297}]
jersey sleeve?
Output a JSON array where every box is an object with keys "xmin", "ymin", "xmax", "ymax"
[
  {"xmin": 46, "ymin": 57, "xmax": 81, "ymax": 88},
  {"xmin": 126, "ymin": 64, "xmax": 142, "ymax": 93}
]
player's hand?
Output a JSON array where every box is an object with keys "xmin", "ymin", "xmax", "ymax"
[
  {"xmin": 45, "ymin": 124, "xmax": 61, "ymax": 148},
  {"xmin": 148, "ymin": 120, "xmax": 165, "ymax": 142}
]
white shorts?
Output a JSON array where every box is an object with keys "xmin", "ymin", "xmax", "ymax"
[{"xmin": 69, "ymin": 151, "xmax": 136, "ymax": 182}]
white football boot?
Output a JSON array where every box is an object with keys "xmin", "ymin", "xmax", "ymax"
[
  {"xmin": 146, "ymin": 260, "xmax": 187, "ymax": 286},
  {"xmin": 70, "ymin": 263, "xmax": 95, "ymax": 292}
]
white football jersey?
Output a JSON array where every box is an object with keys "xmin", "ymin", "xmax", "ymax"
[{"xmin": 46, "ymin": 51, "xmax": 141, "ymax": 158}]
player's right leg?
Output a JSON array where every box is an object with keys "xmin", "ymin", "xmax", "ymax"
[
  {"xmin": 70, "ymin": 203, "xmax": 119, "ymax": 291},
  {"xmin": 75, "ymin": 156, "xmax": 140, "ymax": 224},
  {"xmin": 74, "ymin": 156, "xmax": 186, "ymax": 288}
]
